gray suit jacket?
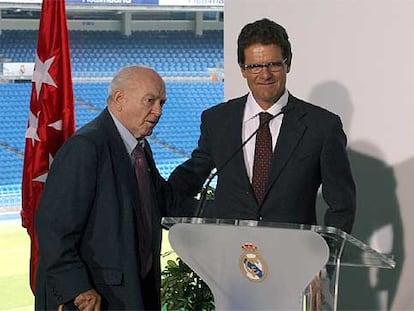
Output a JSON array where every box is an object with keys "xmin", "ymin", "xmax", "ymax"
[
  {"xmin": 169, "ymin": 93, "xmax": 356, "ymax": 233},
  {"xmin": 35, "ymin": 108, "xmax": 187, "ymax": 310}
]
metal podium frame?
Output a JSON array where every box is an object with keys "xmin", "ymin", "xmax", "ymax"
[{"xmin": 162, "ymin": 217, "xmax": 395, "ymax": 311}]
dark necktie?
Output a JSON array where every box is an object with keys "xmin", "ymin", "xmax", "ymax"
[
  {"xmin": 133, "ymin": 141, "xmax": 154, "ymax": 277},
  {"xmin": 252, "ymin": 112, "xmax": 273, "ymax": 205}
]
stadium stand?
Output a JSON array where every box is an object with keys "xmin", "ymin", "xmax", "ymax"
[
  {"xmin": 0, "ymin": 29, "xmax": 223, "ymax": 77},
  {"xmin": 0, "ymin": 29, "xmax": 224, "ymax": 210}
]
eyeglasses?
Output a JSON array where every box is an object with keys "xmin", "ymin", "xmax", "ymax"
[{"xmin": 242, "ymin": 58, "xmax": 287, "ymax": 74}]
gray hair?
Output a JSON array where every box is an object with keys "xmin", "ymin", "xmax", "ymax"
[{"xmin": 106, "ymin": 65, "xmax": 155, "ymax": 104}]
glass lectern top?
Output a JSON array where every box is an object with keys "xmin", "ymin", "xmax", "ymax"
[{"xmin": 162, "ymin": 217, "xmax": 396, "ymax": 269}]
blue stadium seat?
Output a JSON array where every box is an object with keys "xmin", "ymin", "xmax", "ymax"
[{"xmin": 0, "ymin": 30, "xmax": 224, "ymax": 207}]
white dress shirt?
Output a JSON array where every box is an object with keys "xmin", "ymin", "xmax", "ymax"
[
  {"xmin": 108, "ymin": 109, "xmax": 141, "ymax": 163},
  {"xmin": 242, "ymin": 90, "xmax": 289, "ymax": 182}
]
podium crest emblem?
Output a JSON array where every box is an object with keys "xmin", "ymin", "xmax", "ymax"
[{"xmin": 239, "ymin": 242, "xmax": 268, "ymax": 282}]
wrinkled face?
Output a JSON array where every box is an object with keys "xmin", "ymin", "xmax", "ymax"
[
  {"xmin": 112, "ymin": 73, "xmax": 166, "ymax": 138},
  {"xmin": 241, "ymin": 43, "xmax": 290, "ymax": 110}
]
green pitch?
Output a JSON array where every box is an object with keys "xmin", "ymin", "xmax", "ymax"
[
  {"xmin": 0, "ymin": 221, "xmax": 33, "ymax": 310},
  {"xmin": 0, "ymin": 221, "xmax": 175, "ymax": 310}
]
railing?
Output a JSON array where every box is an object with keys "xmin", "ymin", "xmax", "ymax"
[
  {"xmin": 0, "ymin": 70, "xmax": 215, "ymax": 83},
  {"xmin": 0, "ymin": 184, "xmax": 21, "ymax": 210}
]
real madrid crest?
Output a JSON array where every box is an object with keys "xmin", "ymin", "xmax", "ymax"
[{"xmin": 239, "ymin": 242, "xmax": 268, "ymax": 282}]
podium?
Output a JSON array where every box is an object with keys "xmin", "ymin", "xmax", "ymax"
[{"xmin": 162, "ymin": 217, "xmax": 395, "ymax": 310}]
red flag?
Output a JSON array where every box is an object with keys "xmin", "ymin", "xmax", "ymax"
[{"xmin": 21, "ymin": 0, "xmax": 75, "ymax": 293}]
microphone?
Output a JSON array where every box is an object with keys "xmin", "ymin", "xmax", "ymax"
[{"xmin": 194, "ymin": 105, "xmax": 291, "ymax": 217}]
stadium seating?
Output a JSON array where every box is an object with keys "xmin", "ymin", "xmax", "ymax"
[
  {"xmin": 0, "ymin": 30, "xmax": 224, "ymax": 208},
  {"xmin": 0, "ymin": 29, "xmax": 223, "ymax": 76},
  {"xmin": 0, "ymin": 81, "xmax": 223, "ymax": 182}
]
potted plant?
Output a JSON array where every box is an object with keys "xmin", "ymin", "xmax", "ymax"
[{"xmin": 161, "ymin": 255, "xmax": 214, "ymax": 310}]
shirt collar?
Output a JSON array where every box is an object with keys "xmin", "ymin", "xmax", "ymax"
[
  {"xmin": 108, "ymin": 109, "xmax": 140, "ymax": 156},
  {"xmin": 243, "ymin": 89, "xmax": 289, "ymax": 122}
]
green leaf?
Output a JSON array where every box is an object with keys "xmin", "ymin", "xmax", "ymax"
[{"xmin": 161, "ymin": 256, "xmax": 214, "ymax": 310}]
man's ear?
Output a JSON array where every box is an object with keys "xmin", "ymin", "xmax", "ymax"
[
  {"xmin": 286, "ymin": 65, "xmax": 291, "ymax": 74},
  {"xmin": 286, "ymin": 57, "xmax": 292, "ymax": 74},
  {"xmin": 112, "ymin": 89, "xmax": 124, "ymax": 111}
]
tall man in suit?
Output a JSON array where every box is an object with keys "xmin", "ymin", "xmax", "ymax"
[
  {"xmin": 169, "ymin": 18, "xmax": 356, "ymax": 233},
  {"xmin": 35, "ymin": 66, "xmax": 190, "ymax": 310}
]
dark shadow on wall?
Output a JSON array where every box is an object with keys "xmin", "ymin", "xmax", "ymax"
[
  {"xmin": 309, "ymin": 81, "xmax": 404, "ymax": 310},
  {"xmin": 391, "ymin": 156, "xmax": 413, "ymax": 308}
]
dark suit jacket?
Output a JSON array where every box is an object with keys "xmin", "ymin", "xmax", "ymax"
[
  {"xmin": 35, "ymin": 108, "xmax": 187, "ymax": 310},
  {"xmin": 169, "ymin": 93, "xmax": 356, "ymax": 233}
]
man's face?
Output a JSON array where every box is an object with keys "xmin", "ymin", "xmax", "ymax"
[
  {"xmin": 241, "ymin": 43, "xmax": 289, "ymax": 109},
  {"xmin": 115, "ymin": 73, "xmax": 166, "ymax": 138}
]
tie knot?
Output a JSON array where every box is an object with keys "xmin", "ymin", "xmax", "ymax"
[
  {"xmin": 259, "ymin": 112, "xmax": 273, "ymax": 125},
  {"xmin": 133, "ymin": 143, "xmax": 145, "ymax": 158}
]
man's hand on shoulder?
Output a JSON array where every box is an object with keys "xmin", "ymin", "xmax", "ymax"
[{"xmin": 74, "ymin": 289, "xmax": 101, "ymax": 311}]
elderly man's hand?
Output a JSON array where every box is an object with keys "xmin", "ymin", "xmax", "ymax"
[{"xmin": 74, "ymin": 289, "xmax": 101, "ymax": 311}]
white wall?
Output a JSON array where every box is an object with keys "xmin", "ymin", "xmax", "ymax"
[{"xmin": 225, "ymin": 0, "xmax": 413, "ymax": 309}]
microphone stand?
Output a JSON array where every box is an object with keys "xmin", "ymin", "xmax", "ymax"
[
  {"xmin": 194, "ymin": 106, "xmax": 290, "ymax": 218},
  {"xmin": 194, "ymin": 169, "xmax": 217, "ymax": 217}
]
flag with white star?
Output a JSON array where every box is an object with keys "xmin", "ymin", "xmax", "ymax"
[{"xmin": 21, "ymin": 0, "xmax": 75, "ymax": 293}]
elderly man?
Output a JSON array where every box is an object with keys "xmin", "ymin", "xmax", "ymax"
[{"xmin": 35, "ymin": 66, "xmax": 189, "ymax": 310}]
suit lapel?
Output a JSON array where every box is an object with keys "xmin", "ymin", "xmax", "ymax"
[
  {"xmin": 100, "ymin": 109, "xmax": 140, "ymax": 211},
  {"xmin": 226, "ymin": 96, "xmax": 251, "ymax": 186},
  {"xmin": 265, "ymin": 96, "xmax": 307, "ymax": 196}
]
